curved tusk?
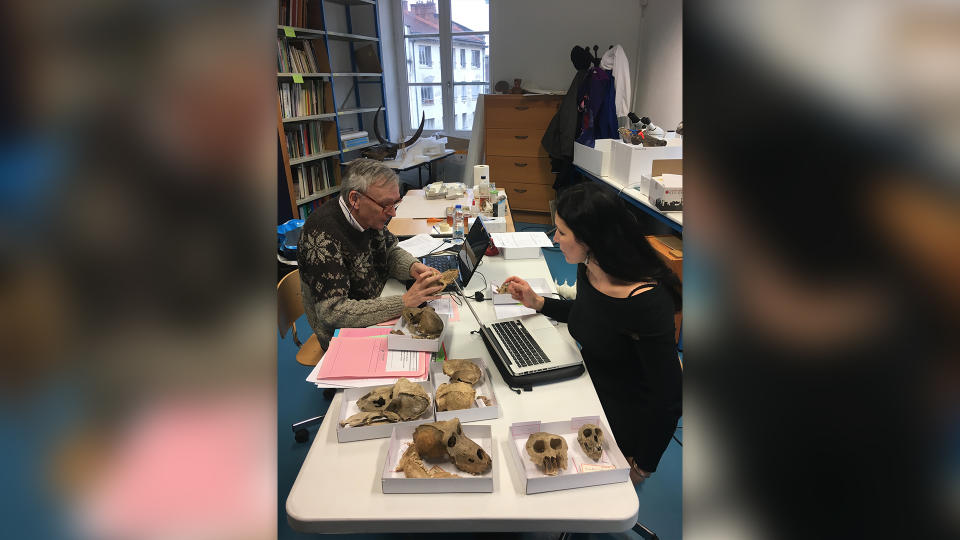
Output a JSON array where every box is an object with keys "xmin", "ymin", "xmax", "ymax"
[
  {"xmin": 372, "ymin": 106, "xmax": 387, "ymax": 144},
  {"xmin": 400, "ymin": 111, "xmax": 426, "ymax": 148}
]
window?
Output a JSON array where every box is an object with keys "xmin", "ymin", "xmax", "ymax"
[
  {"xmin": 461, "ymin": 112, "xmax": 467, "ymax": 127},
  {"xmin": 420, "ymin": 86, "xmax": 435, "ymax": 105},
  {"xmin": 418, "ymin": 45, "xmax": 432, "ymax": 66},
  {"xmin": 398, "ymin": 0, "xmax": 489, "ymax": 134}
]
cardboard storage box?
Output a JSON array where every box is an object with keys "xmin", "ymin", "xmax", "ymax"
[
  {"xmin": 430, "ymin": 359, "xmax": 500, "ymax": 423},
  {"xmin": 609, "ymin": 140, "xmax": 682, "ymax": 188},
  {"xmin": 381, "ymin": 423, "xmax": 495, "ymax": 493},
  {"xmin": 573, "ymin": 138, "xmax": 614, "ymax": 177},
  {"xmin": 648, "ymin": 174, "xmax": 683, "ymax": 211},
  {"xmin": 507, "ymin": 417, "xmax": 630, "ymax": 494},
  {"xmin": 336, "ymin": 381, "xmax": 436, "ymax": 443},
  {"xmin": 488, "ymin": 277, "xmax": 554, "ymax": 305},
  {"xmin": 480, "ymin": 215, "xmax": 507, "ymax": 233},
  {"xmin": 388, "ymin": 313, "xmax": 450, "ymax": 353}
]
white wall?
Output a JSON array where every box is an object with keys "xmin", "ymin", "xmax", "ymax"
[
  {"xmin": 633, "ymin": 0, "xmax": 682, "ymax": 129},
  {"xmin": 489, "ymin": 0, "xmax": 642, "ymax": 95}
]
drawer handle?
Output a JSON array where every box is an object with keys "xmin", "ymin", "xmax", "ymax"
[
  {"xmin": 513, "ymin": 162, "xmax": 528, "ymax": 167},
  {"xmin": 514, "ymin": 135, "xmax": 528, "ymax": 140},
  {"xmin": 513, "ymin": 188, "xmax": 528, "ymax": 194},
  {"xmin": 514, "ymin": 106, "xmax": 529, "ymax": 111}
]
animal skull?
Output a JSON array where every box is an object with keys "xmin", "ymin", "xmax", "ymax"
[
  {"xmin": 436, "ymin": 269, "xmax": 459, "ymax": 289},
  {"xmin": 361, "ymin": 106, "xmax": 426, "ymax": 161},
  {"xmin": 395, "ymin": 444, "xmax": 460, "ymax": 479},
  {"xmin": 356, "ymin": 385, "xmax": 393, "ymax": 412},
  {"xmin": 435, "ymin": 382, "xmax": 476, "ymax": 411},
  {"xmin": 525, "ymin": 432, "xmax": 568, "ymax": 476},
  {"xmin": 383, "ymin": 377, "xmax": 430, "ymax": 420},
  {"xmin": 576, "ymin": 424, "xmax": 604, "ymax": 461},
  {"xmin": 442, "ymin": 358, "xmax": 482, "ymax": 385},
  {"xmin": 413, "ymin": 418, "xmax": 492, "ymax": 475},
  {"xmin": 339, "ymin": 410, "xmax": 400, "ymax": 427},
  {"xmin": 401, "ymin": 306, "xmax": 444, "ymax": 339}
]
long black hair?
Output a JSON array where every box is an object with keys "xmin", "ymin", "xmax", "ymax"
[{"xmin": 556, "ymin": 182, "xmax": 682, "ymax": 309}]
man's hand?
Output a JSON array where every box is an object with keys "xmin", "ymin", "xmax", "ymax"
[
  {"xmin": 409, "ymin": 261, "xmax": 436, "ymax": 280},
  {"xmin": 402, "ymin": 269, "xmax": 444, "ymax": 307},
  {"xmin": 502, "ymin": 276, "xmax": 545, "ymax": 311}
]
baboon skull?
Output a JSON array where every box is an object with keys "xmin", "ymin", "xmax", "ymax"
[
  {"xmin": 435, "ymin": 381, "xmax": 476, "ymax": 411},
  {"xmin": 413, "ymin": 418, "xmax": 492, "ymax": 475},
  {"xmin": 525, "ymin": 432, "xmax": 568, "ymax": 476},
  {"xmin": 442, "ymin": 358, "xmax": 482, "ymax": 385},
  {"xmin": 356, "ymin": 385, "xmax": 393, "ymax": 412},
  {"xmin": 576, "ymin": 423, "xmax": 604, "ymax": 461}
]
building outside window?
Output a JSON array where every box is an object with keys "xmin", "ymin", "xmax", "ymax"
[
  {"xmin": 471, "ymin": 49, "xmax": 480, "ymax": 68},
  {"xmin": 420, "ymin": 86, "xmax": 435, "ymax": 105},
  {"xmin": 460, "ymin": 48, "xmax": 466, "ymax": 68},
  {"xmin": 418, "ymin": 45, "xmax": 432, "ymax": 66}
]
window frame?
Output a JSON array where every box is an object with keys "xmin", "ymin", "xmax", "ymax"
[{"xmin": 393, "ymin": 0, "xmax": 490, "ymax": 137}]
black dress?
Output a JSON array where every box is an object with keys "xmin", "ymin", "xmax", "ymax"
[{"xmin": 541, "ymin": 265, "xmax": 682, "ymax": 472}]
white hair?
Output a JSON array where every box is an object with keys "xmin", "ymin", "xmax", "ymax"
[{"xmin": 340, "ymin": 159, "xmax": 398, "ymax": 201}]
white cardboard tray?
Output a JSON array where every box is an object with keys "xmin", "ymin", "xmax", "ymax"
[
  {"xmin": 381, "ymin": 423, "xmax": 495, "ymax": 493},
  {"xmin": 388, "ymin": 312, "xmax": 450, "ymax": 353},
  {"xmin": 336, "ymin": 380, "xmax": 436, "ymax": 443},
  {"xmin": 430, "ymin": 358, "xmax": 500, "ymax": 423},
  {"xmin": 507, "ymin": 417, "xmax": 630, "ymax": 494}
]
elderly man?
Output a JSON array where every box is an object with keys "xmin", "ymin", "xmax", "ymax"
[{"xmin": 297, "ymin": 159, "xmax": 443, "ymax": 350}]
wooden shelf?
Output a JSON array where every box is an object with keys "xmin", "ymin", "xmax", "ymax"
[
  {"xmin": 289, "ymin": 150, "xmax": 341, "ymax": 165},
  {"xmin": 277, "ymin": 26, "xmax": 326, "ymax": 39},
  {"xmin": 278, "ymin": 72, "xmax": 331, "ymax": 78},
  {"xmin": 336, "ymin": 107, "xmax": 381, "ymax": 116},
  {"xmin": 330, "ymin": 72, "xmax": 382, "ymax": 78},
  {"xmin": 296, "ymin": 185, "xmax": 340, "ymax": 205},
  {"xmin": 282, "ymin": 113, "xmax": 337, "ymax": 123},
  {"xmin": 325, "ymin": 31, "xmax": 379, "ymax": 42}
]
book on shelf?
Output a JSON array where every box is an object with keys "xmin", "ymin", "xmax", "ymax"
[
  {"xmin": 279, "ymin": 0, "xmax": 324, "ymax": 30},
  {"xmin": 279, "ymin": 80, "xmax": 326, "ymax": 118},
  {"xmin": 277, "ymin": 39, "xmax": 326, "ymax": 74},
  {"xmin": 340, "ymin": 130, "xmax": 368, "ymax": 141},
  {"xmin": 343, "ymin": 137, "xmax": 369, "ymax": 148},
  {"xmin": 284, "ymin": 121, "xmax": 325, "ymax": 159}
]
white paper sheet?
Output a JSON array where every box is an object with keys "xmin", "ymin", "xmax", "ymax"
[
  {"xmin": 494, "ymin": 303, "xmax": 537, "ymax": 319},
  {"xmin": 306, "ymin": 353, "xmax": 431, "ymax": 389},
  {"xmin": 490, "ymin": 232, "xmax": 553, "ymax": 249},
  {"xmin": 397, "ymin": 234, "xmax": 446, "ymax": 258},
  {"xmin": 384, "ymin": 350, "xmax": 420, "ymax": 372},
  {"xmin": 394, "ymin": 189, "xmax": 473, "ymax": 218}
]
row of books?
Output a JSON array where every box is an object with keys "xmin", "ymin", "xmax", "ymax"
[
  {"xmin": 294, "ymin": 160, "xmax": 338, "ymax": 201},
  {"xmin": 285, "ymin": 121, "xmax": 326, "ymax": 159},
  {"xmin": 341, "ymin": 130, "xmax": 369, "ymax": 149},
  {"xmin": 277, "ymin": 38, "xmax": 326, "ymax": 74},
  {"xmin": 279, "ymin": 80, "xmax": 326, "ymax": 119},
  {"xmin": 299, "ymin": 194, "xmax": 335, "ymax": 219},
  {"xmin": 279, "ymin": 0, "xmax": 323, "ymax": 29}
]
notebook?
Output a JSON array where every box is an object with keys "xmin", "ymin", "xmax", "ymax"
[
  {"xmin": 456, "ymin": 281, "xmax": 585, "ymax": 389},
  {"xmin": 419, "ymin": 217, "xmax": 490, "ymax": 291}
]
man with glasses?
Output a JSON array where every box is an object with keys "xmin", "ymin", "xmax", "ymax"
[{"xmin": 297, "ymin": 159, "xmax": 444, "ymax": 350}]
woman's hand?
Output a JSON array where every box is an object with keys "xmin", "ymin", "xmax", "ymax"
[{"xmin": 501, "ymin": 276, "xmax": 545, "ymax": 311}]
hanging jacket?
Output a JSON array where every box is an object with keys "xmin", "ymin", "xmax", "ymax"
[
  {"xmin": 541, "ymin": 69, "xmax": 589, "ymax": 161},
  {"xmin": 575, "ymin": 67, "xmax": 618, "ymax": 147},
  {"xmin": 600, "ymin": 45, "xmax": 631, "ymax": 118}
]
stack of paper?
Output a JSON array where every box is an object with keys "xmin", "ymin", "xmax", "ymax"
[{"xmin": 305, "ymin": 297, "xmax": 458, "ymax": 389}]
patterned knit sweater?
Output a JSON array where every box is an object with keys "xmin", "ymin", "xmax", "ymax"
[{"xmin": 297, "ymin": 199, "xmax": 417, "ymax": 349}]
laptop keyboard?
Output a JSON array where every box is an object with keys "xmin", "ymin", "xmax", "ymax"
[
  {"xmin": 491, "ymin": 320, "xmax": 551, "ymax": 369},
  {"xmin": 422, "ymin": 256, "xmax": 457, "ymax": 273}
]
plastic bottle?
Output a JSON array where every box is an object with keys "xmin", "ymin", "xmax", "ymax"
[{"xmin": 453, "ymin": 205, "xmax": 464, "ymax": 240}]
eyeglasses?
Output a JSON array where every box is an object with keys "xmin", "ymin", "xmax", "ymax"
[{"xmin": 354, "ymin": 190, "xmax": 401, "ymax": 214}]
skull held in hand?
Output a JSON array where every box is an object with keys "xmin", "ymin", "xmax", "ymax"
[
  {"xmin": 525, "ymin": 432, "xmax": 568, "ymax": 476},
  {"xmin": 401, "ymin": 306, "xmax": 444, "ymax": 339},
  {"xmin": 383, "ymin": 377, "xmax": 430, "ymax": 420},
  {"xmin": 435, "ymin": 382, "xmax": 476, "ymax": 411},
  {"xmin": 413, "ymin": 418, "xmax": 491, "ymax": 474},
  {"xmin": 576, "ymin": 423, "xmax": 604, "ymax": 461},
  {"xmin": 442, "ymin": 358, "xmax": 482, "ymax": 385},
  {"xmin": 356, "ymin": 385, "xmax": 393, "ymax": 412},
  {"xmin": 436, "ymin": 269, "xmax": 459, "ymax": 289}
]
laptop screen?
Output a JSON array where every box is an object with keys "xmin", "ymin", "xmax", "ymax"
[{"xmin": 456, "ymin": 217, "xmax": 491, "ymax": 287}]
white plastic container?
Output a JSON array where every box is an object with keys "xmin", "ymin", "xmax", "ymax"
[
  {"xmin": 506, "ymin": 417, "xmax": 630, "ymax": 494},
  {"xmin": 430, "ymin": 358, "xmax": 500, "ymax": 423},
  {"xmin": 609, "ymin": 140, "xmax": 682, "ymax": 188},
  {"xmin": 573, "ymin": 139, "xmax": 614, "ymax": 177},
  {"xmin": 387, "ymin": 312, "xmax": 450, "ymax": 353}
]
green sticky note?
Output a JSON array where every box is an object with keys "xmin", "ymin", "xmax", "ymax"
[
  {"xmin": 292, "ymin": 74, "xmax": 304, "ymax": 84},
  {"xmin": 283, "ymin": 26, "xmax": 296, "ymax": 37}
]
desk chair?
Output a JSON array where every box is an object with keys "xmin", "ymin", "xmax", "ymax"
[{"xmin": 278, "ymin": 269, "xmax": 326, "ymax": 367}]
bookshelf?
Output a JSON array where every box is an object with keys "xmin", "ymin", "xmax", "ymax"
[{"xmin": 277, "ymin": 0, "xmax": 389, "ymax": 219}]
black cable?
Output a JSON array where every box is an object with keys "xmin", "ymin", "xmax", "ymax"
[{"xmin": 672, "ymin": 434, "xmax": 683, "ymax": 447}]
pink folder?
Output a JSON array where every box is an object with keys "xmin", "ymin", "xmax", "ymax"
[{"xmin": 316, "ymin": 337, "xmax": 426, "ymax": 379}]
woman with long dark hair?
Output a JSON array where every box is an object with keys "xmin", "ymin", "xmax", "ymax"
[{"xmin": 503, "ymin": 182, "xmax": 682, "ymax": 482}]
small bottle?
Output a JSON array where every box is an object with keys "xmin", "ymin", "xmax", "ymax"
[{"xmin": 453, "ymin": 205, "xmax": 464, "ymax": 240}]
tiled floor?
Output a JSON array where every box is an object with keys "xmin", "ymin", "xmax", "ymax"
[{"xmin": 277, "ymin": 223, "xmax": 682, "ymax": 539}]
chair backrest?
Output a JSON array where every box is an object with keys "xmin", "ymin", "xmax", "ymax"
[{"xmin": 278, "ymin": 269, "xmax": 305, "ymax": 338}]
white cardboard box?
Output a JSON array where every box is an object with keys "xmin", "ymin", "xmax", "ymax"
[
  {"xmin": 488, "ymin": 278, "xmax": 554, "ymax": 305},
  {"xmin": 336, "ymin": 381, "xmax": 436, "ymax": 443},
  {"xmin": 498, "ymin": 246, "xmax": 541, "ymax": 260},
  {"xmin": 506, "ymin": 417, "xmax": 630, "ymax": 494},
  {"xmin": 648, "ymin": 173, "xmax": 683, "ymax": 211},
  {"xmin": 387, "ymin": 313, "xmax": 449, "ymax": 353},
  {"xmin": 430, "ymin": 359, "xmax": 500, "ymax": 423},
  {"xmin": 573, "ymin": 138, "xmax": 614, "ymax": 177},
  {"xmin": 381, "ymin": 423, "xmax": 495, "ymax": 493},
  {"xmin": 480, "ymin": 215, "xmax": 506, "ymax": 233},
  {"xmin": 609, "ymin": 140, "xmax": 683, "ymax": 188}
]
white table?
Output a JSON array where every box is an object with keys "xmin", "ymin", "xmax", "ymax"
[{"xmin": 286, "ymin": 255, "xmax": 640, "ymax": 534}]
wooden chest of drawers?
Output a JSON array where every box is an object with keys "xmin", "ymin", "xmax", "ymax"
[{"xmin": 483, "ymin": 95, "xmax": 561, "ymax": 218}]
